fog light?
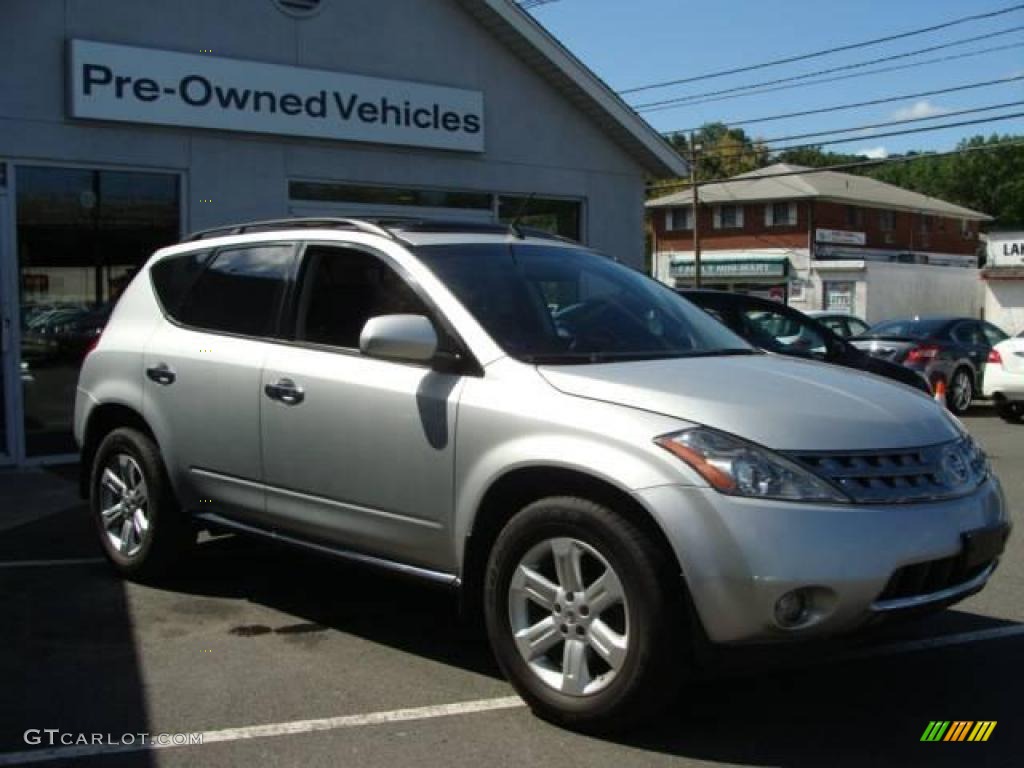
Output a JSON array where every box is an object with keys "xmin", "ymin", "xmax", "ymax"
[{"xmin": 774, "ymin": 590, "xmax": 808, "ymax": 628}]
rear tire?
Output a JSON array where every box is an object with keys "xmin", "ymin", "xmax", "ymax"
[
  {"xmin": 90, "ymin": 427, "xmax": 194, "ymax": 581},
  {"xmin": 995, "ymin": 399, "xmax": 1024, "ymax": 424},
  {"xmin": 946, "ymin": 367, "xmax": 974, "ymax": 415},
  {"xmin": 483, "ymin": 496, "xmax": 687, "ymax": 732}
]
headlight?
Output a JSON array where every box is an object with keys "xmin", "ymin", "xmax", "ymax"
[{"xmin": 655, "ymin": 427, "xmax": 850, "ymax": 503}]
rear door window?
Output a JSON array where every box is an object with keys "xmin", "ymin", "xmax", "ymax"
[{"xmin": 175, "ymin": 244, "xmax": 296, "ymax": 336}]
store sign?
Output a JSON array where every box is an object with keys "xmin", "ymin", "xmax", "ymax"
[
  {"xmin": 671, "ymin": 260, "xmax": 787, "ymax": 278},
  {"xmin": 987, "ymin": 234, "xmax": 1024, "ymax": 267},
  {"xmin": 816, "ymin": 228, "xmax": 866, "ymax": 246},
  {"xmin": 68, "ymin": 40, "xmax": 485, "ymax": 152}
]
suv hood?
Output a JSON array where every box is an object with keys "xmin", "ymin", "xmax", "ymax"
[{"xmin": 538, "ymin": 354, "xmax": 957, "ymax": 452}]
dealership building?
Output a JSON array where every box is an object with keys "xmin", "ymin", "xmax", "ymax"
[{"xmin": 0, "ymin": 0, "xmax": 684, "ymax": 464}]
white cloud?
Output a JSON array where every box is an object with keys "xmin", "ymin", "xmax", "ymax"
[
  {"xmin": 858, "ymin": 146, "xmax": 889, "ymax": 159},
  {"xmin": 890, "ymin": 100, "xmax": 948, "ymax": 121}
]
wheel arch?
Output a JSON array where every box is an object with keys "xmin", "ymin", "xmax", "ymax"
[
  {"xmin": 79, "ymin": 402, "xmax": 157, "ymax": 499},
  {"xmin": 459, "ymin": 465, "xmax": 683, "ymax": 617}
]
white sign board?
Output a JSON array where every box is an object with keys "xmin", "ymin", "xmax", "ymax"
[
  {"xmin": 68, "ymin": 40, "xmax": 485, "ymax": 152},
  {"xmin": 816, "ymin": 228, "xmax": 866, "ymax": 246},
  {"xmin": 987, "ymin": 233, "xmax": 1024, "ymax": 267}
]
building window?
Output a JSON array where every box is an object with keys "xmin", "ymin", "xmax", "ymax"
[
  {"xmin": 497, "ymin": 196, "xmax": 582, "ymax": 241},
  {"xmin": 714, "ymin": 204, "xmax": 744, "ymax": 229},
  {"xmin": 918, "ymin": 214, "xmax": 932, "ymax": 233},
  {"xmin": 16, "ymin": 165, "xmax": 180, "ymax": 455},
  {"xmin": 665, "ymin": 207, "xmax": 692, "ymax": 231},
  {"xmin": 290, "ymin": 181, "xmax": 493, "ymax": 210},
  {"xmin": 289, "ymin": 181, "xmax": 582, "ymax": 241},
  {"xmin": 879, "ymin": 209, "xmax": 896, "ymax": 232},
  {"xmin": 845, "ymin": 205, "xmax": 863, "ymax": 228},
  {"xmin": 961, "ymin": 219, "xmax": 974, "ymax": 239},
  {"xmin": 765, "ymin": 201, "xmax": 796, "ymax": 227}
]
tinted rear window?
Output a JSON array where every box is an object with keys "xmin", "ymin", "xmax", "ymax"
[
  {"xmin": 150, "ymin": 250, "xmax": 212, "ymax": 315},
  {"xmin": 174, "ymin": 244, "xmax": 294, "ymax": 336},
  {"xmin": 866, "ymin": 318, "xmax": 949, "ymax": 339}
]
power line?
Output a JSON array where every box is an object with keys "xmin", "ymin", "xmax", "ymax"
[
  {"xmin": 697, "ymin": 110, "xmax": 1024, "ymax": 161},
  {"xmin": 636, "ymin": 40, "xmax": 1024, "ymax": 114},
  {"xmin": 620, "ymin": 2, "xmax": 1024, "ymax": 95},
  {"xmin": 633, "ymin": 26, "xmax": 1024, "ymax": 111},
  {"xmin": 664, "ymin": 74, "xmax": 1024, "ymax": 135},
  {"xmin": 693, "ymin": 100, "xmax": 1024, "ymax": 148},
  {"xmin": 517, "ymin": 0, "xmax": 561, "ymax": 9},
  {"xmin": 647, "ymin": 138, "xmax": 1024, "ymax": 194}
]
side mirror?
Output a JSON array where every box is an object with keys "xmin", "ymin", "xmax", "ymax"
[{"xmin": 359, "ymin": 314, "xmax": 438, "ymax": 363}]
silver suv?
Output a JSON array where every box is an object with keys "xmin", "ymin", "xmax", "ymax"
[{"xmin": 75, "ymin": 218, "xmax": 1011, "ymax": 731}]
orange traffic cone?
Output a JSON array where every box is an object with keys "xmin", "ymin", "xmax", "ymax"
[{"xmin": 933, "ymin": 378, "xmax": 947, "ymax": 408}]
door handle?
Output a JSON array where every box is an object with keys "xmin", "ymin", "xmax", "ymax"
[
  {"xmin": 146, "ymin": 363, "xmax": 176, "ymax": 386},
  {"xmin": 264, "ymin": 377, "xmax": 305, "ymax": 405}
]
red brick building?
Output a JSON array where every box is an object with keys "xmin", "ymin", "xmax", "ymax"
[{"xmin": 647, "ymin": 164, "xmax": 990, "ymax": 321}]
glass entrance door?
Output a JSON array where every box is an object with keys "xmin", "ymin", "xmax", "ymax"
[{"xmin": 15, "ymin": 166, "xmax": 180, "ymax": 457}]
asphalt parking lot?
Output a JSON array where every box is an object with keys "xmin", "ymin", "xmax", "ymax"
[{"xmin": 0, "ymin": 409, "xmax": 1021, "ymax": 768}]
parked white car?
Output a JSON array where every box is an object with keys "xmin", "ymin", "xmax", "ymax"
[{"xmin": 984, "ymin": 331, "xmax": 1024, "ymax": 423}]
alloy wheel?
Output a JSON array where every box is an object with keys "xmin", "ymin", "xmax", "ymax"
[
  {"xmin": 507, "ymin": 537, "xmax": 629, "ymax": 697},
  {"xmin": 98, "ymin": 453, "xmax": 150, "ymax": 557},
  {"xmin": 951, "ymin": 370, "xmax": 973, "ymax": 412}
]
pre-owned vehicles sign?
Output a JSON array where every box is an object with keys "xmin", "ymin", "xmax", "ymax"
[{"xmin": 68, "ymin": 40, "xmax": 485, "ymax": 152}]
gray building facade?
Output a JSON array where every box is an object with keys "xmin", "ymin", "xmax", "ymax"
[{"xmin": 0, "ymin": 0, "xmax": 683, "ymax": 463}]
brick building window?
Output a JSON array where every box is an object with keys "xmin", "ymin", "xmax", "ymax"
[
  {"xmin": 665, "ymin": 206, "xmax": 692, "ymax": 231},
  {"xmin": 765, "ymin": 201, "xmax": 796, "ymax": 227},
  {"xmin": 845, "ymin": 205, "xmax": 863, "ymax": 228},
  {"xmin": 879, "ymin": 209, "xmax": 896, "ymax": 231},
  {"xmin": 714, "ymin": 204, "xmax": 744, "ymax": 229}
]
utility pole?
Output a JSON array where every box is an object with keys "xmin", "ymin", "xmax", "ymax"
[{"xmin": 689, "ymin": 132, "xmax": 702, "ymax": 288}]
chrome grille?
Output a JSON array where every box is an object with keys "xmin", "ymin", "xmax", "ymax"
[{"xmin": 788, "ymin": 439, "xmax": 985, "ymax": 503}]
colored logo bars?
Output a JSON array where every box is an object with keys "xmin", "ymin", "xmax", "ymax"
[{"xmin": 921, "ymin": 721, "xmax": 997, "ymax": 742}]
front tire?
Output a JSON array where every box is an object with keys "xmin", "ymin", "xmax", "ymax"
[
  {"xmin": 946, "ymin": 367, "xmax": 974, "ymax": 415},
  {"xmin": 90, "ymin": 427, "xmax": 194, "ymax": 581},
  {"xmin": 484, "ymin": 496, "xmax": 686, "ymax": 732}
]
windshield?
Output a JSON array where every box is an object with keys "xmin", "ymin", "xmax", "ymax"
[
  {"xmin": 415, "ymin": 243, "xmax": 753, "ymax": 363},
  {"xmin": 865, "ymin": 318, "xmax": 948, "ymax": 339}
]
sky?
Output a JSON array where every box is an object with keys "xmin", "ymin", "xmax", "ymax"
[{"xmin": 526, "ymin": 0, "xmax": 1024, "ymax": 158}]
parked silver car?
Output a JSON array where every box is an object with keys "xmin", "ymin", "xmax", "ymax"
[{"xmin": 75, "ymin": 218, "xmax": 1011, "ymax": 731}]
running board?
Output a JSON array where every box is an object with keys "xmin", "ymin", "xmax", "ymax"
[{"xmin": 194, "ymin": 512, "xmax": 459, "ymax": 588}]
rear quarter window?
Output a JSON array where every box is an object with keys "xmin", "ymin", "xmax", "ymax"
[{"xmin": 150, "ymin": 250, "xmax": 213, "ymax": 316}]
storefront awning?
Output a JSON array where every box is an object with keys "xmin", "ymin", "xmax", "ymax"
[{"xmin": 669, "ymin": 251, "xmax": 791, "ymax": 280}]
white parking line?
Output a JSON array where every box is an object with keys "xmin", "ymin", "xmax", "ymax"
[
  {"xmin": 0, "ymin": 696, "xmax": 526, "ymax": 766},
  {"xmin": 0, "ymin": 558, "xmax": 105, "ymax": 568},
  {"xmin": 0, "ymin": 558, "xmax": 106, "ymax": 569}
]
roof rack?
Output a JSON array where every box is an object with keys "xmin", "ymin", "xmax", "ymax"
[
  {"xmin": 182, "ymin": 217, "xmax": 399, "ymax": 243},
  {"xmin": 181, "ymin": 216, "xmax": 581, "ymax": 246}
]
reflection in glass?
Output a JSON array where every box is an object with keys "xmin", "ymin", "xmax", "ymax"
[{"xmin": 17, "ymin": 166, "xmax": 179, "ymax": 455}]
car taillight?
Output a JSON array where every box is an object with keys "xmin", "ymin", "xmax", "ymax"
[
  {"xmin": 906, "ymin": 344, "xmax": 939, "ymax": 363},
  {"xmin": 988, "ymin": 348, "xmax": 1003, "ymax": 366},
  {"xmin": 83, "ymin": 328, "xmax": 104, "ymax": 359}
]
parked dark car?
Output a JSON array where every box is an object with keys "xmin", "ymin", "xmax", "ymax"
[
  {"xmin": 680, "ymin": 290, "xmax": 932, "ymax": 395},
  {"xmin": 850, "ymin": 316, "xmax": 1009, "ymax": 415}
]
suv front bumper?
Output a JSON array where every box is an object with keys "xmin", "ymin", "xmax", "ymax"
[{"xmin": 636, "ymin": 475, "xmax": 1010, "ymax": 644}]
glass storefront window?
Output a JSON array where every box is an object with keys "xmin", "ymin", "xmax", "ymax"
[
  {"xmin": 17, "ymin": 166, "xmax": 179, "ymax": 456},
  {"xmin": 498, "ymin": 195, "xmax": 581, "ymax": 241}
]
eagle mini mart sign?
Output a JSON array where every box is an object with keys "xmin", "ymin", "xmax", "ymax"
[
  {"xmin": 68, "ymin": 40, "xmax": 485, "ymax": 152},
  {"xmin": 816, "ymin": 228, "xmax": 866, "ymax": 246}
]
